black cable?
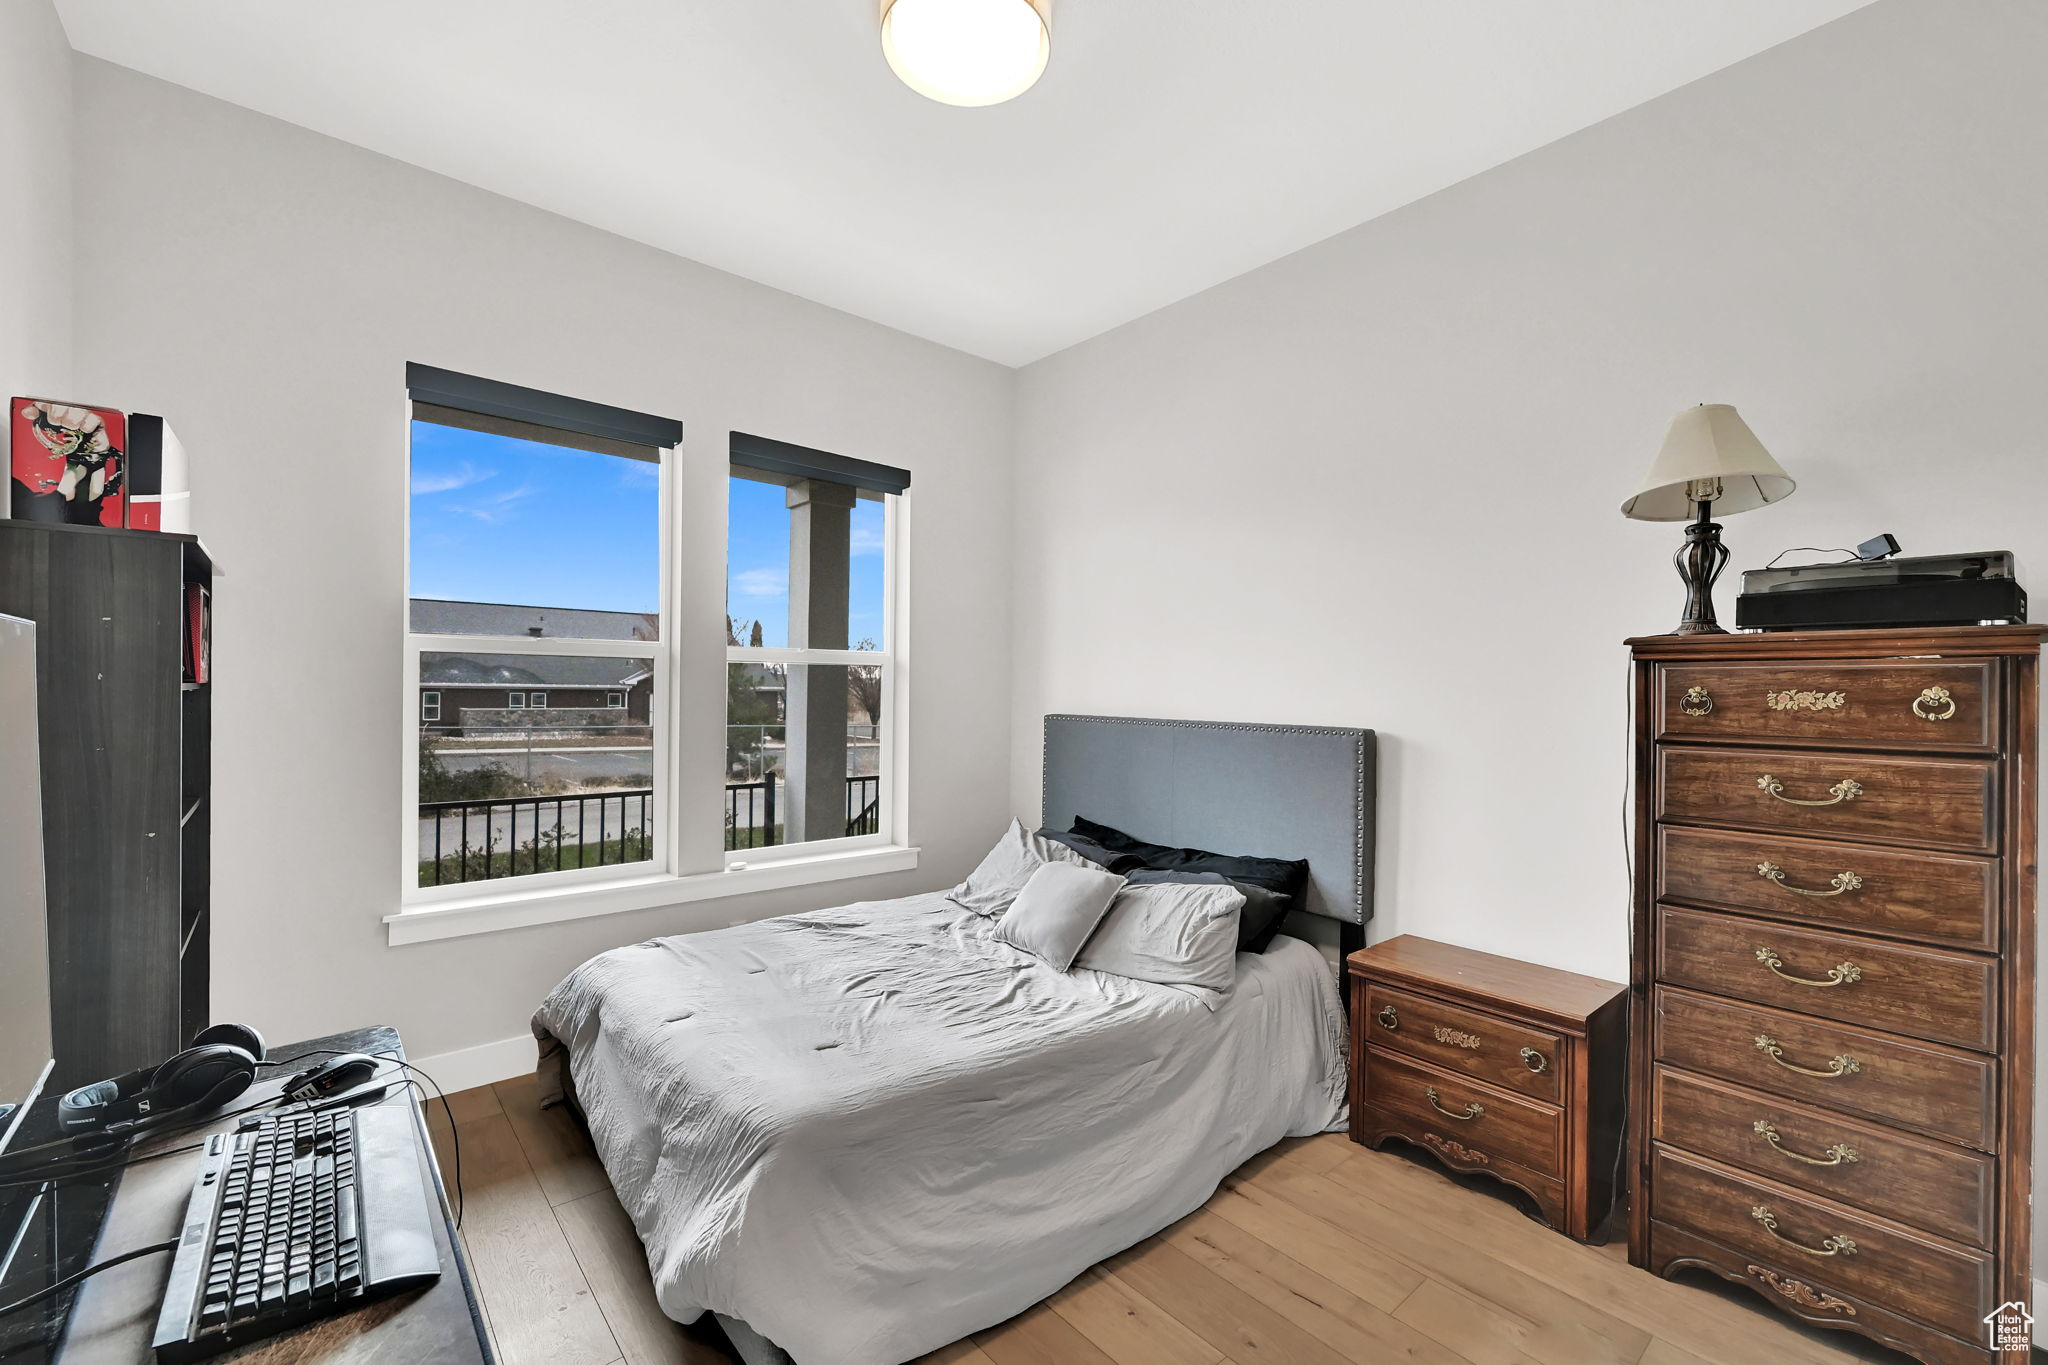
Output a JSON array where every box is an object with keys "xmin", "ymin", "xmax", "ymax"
[
  {"xmin": 0, "ymin": 1094, "xmax": 284, "ymax": 1183},
  {"xmin": 1595, "ymin": 655, "xmax": 1636, "ymax": 1248},
  {"xmin": 1764, "ymin": 545, "xmax": 1856, "ymax": 569},
  {"xmin": 0, "ymin": 1239, "xmax": 178, "ymax": 1319},
  {"xmin": 0, "ymin": 1141, "xmax": 205, "ymax": 1191}
]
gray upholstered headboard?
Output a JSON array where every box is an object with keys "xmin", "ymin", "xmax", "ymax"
[{"xmin": 1041, "ymin": 714, "xmax": 1376, "ymax": 927}]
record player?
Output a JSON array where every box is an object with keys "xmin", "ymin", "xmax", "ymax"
[{"xmin": 1736, "ymin": 548, "xmax": 2026, "ymax": 631}]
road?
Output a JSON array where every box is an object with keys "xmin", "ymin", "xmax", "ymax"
[{"xmin": 437, "ymin": 746, "xmax": 654, "ymax": 784}]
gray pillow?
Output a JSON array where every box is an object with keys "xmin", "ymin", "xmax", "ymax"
[
  {"xmin": 990, "ymin": 862, "xmax": 1128, "ymax": 970},
  {"xmin": 1075, "ymin": 879, "xmax": 1243, "ymax": 992},
  {"xmin": 947, "ymin": 818, "xmax": 1092, "ymax": 917}
]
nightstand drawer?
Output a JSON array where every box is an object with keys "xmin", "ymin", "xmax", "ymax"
[
  {"xmin": 1653, "ymin": 1068, "xmax": 1994, "ymax": 1248},
  {"xmin": 1656, "ymin": 905, "xmax": 1996, "ymax": 1052},
  {"xmin": 1657, "ymin": 660, "xmax": 1997, "ymax": 752},
  {"xmin": 1650, "ymin": 1146, "xmax": 1993, "ymax": 1341},
  {"xmin": 1653, "ymin": 986, "xmax": 1996, "ymax": 1150},
  {"xmin": 1361, "ymin": 983, "xmax": 1562, "ymax": 1101},
  {"xmin": 1658, "ymin": 746, "xmax": 1996, "ymax": 854},
  {"xmin": 1361, "ymin": 1047, "xmax": 1563, "ymax": 1179},
  {"xmin": 1656, "ymin": 826, "xmax": 1998, "ymax": 952}
]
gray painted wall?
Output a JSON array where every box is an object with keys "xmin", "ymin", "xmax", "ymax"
[
  {"xmin": 0, "ymin": 0, "xmax": 72, "ymax": 398},
  {"xmin": 67, "ymin": 56, "xmax": 1017, "ymax": 1064}
]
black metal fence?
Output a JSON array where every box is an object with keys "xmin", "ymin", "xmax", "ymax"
[
  {"xmin": 726, "ymin": 775, "xmax": 881, "ymax": 849},
  {"xmin": 418, "ymin": 790, "xmax": 653, "ymax": 886},
  {"xmin": 420, "ymin": 777, "xmax": 883, "ymax": 885}
]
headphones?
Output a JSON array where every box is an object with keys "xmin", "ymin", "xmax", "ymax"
[{"xmin": 56, "ymin": 1023, "xmax": 266, "ymax": 1136}]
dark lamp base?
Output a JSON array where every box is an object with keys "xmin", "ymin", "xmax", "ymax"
[{"xmin": 1671, "ymin": 502, "xmax": 1731, "ymax": 635}]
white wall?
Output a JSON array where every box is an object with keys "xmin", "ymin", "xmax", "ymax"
[
  {"xmin": 67, "ymin": 58, "xmax": 1017, "ymax": 1065},
  {"xmin": 1011, "ymin": 0, "xmax": 2048, "ymax": 986},
  {"xmin": 0, "ymin": 0, "xmax": 72, "ymax": 397}
]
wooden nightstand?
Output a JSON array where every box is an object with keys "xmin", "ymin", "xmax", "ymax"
[{"xmin": 1348, "ymin": 935, "xmax": 1627, "ymax": 1241}]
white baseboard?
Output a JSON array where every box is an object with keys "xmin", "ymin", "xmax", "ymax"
[{"xmin": 407, "ymin": 1034, "xmax": 537, "ymax": 1097}]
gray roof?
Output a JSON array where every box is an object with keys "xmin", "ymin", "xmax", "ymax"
[
  {"xmin": 410, "ymin": 598, "xmax": 657, "ymax": 641},
  {"xmin": 420, "ymin": 654, "xmax": 652, "ymax": 687}
]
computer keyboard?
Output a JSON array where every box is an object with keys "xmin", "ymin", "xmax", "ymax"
[{"xmin": 150, "ymin": 1103, "xmax": 442, "ymax": 1362}]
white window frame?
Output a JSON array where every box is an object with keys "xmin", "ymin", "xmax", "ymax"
[
  {"xmin": 506, "ymin": 691, "xmax": 526, "ymax": 709},
  {"xmin": 421, "ymin": 691, "xmax": 440, "ymax": 723},
  {"xmin": 720, "ymin": 478, "xmax": 904, "ymax": 866},
  {"xmin": 390, "ymin": 408, "xmax": 915, "ymax": 946},
  {"xmin": 606, "ymin": 690, "xmax": 625, "ymax": 709},
  {"xmin": 529, "ymin": 690, "xmax": 547, "ymax": 709}
]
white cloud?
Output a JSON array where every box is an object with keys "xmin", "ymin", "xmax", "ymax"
[
  {"xmin": 730, "ymin": 567, "xmax": 788, "ymax": 599},
  {"xmin": 411, "ymin": 462, "xmax": 493, "ymax": 495},
  {"xmin": 449, "ymin": 483, "xmax": 535, "ymax": 522},
  {"xmin": 849, "ymin": 524, "xmax": 885, "ymax": 556}
]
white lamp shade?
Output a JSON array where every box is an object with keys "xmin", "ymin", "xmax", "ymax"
[{"xmin": 1621, "ymin": 403, "xmax": 1795, "ymax": 522}]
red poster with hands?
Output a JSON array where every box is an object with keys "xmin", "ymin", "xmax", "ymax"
[{"xmin": 10, "ymin": 398, "xmax": 128, "ymax": 527}]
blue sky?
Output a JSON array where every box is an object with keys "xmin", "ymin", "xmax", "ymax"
[
  {"xmin": 725, "ymin": 474, "xmax": 885, "ymax": 647},
  {"xmin": 410, "ymin": 420, "xmax": 885, "ymax": 643}
]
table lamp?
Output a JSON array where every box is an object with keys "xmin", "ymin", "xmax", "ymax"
[{"xmin": 1622, "ymin": 403, "xmax": 1795, "ymax": 634}]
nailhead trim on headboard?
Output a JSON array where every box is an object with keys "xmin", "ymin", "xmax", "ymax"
[{"xmin": 1041, "ymin": 714, "xmax": 1372, "ymax": 925}]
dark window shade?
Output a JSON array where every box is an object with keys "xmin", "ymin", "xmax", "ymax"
[
  {"xmin": 730, "ymin": 431, "xmax": 911, "ymax": 495},
  {"xmin": 407, "ymin": 363, "xmax": 681, "ymax": 455}
]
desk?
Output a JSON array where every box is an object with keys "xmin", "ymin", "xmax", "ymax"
[{"xmin": 6, "ymin": 1027, "xmax": 491, "ymax": 1365}]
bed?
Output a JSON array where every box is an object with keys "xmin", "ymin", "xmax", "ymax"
[{"xmin": 531, "ymin": 714, "xmax": 1377, "ymax": 1365}]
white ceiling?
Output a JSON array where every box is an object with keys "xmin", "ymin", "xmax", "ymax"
[{"xmin": 55, "ymin": 0, "xmax": 1870, "ymax": 366}]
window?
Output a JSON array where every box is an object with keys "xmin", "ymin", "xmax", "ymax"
[
  {"xmin": 405, "ymin": 365, "xmax": 670, "ymax": 898},
  {"xmin": 724, "ymin": 433, "xmax": 904, "ymax": 854},
  {"xmin": 397, "ymin": 369, "xmax": 913, "ymax": 941}
]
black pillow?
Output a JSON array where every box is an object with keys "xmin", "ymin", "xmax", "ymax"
[
  {"xmin": 1035, "ymin": 826, "xmax": 1146, "ymax": 874},
  {"xmin": 1070, "ymin": 816, "xmax": 1311, "ymax": 908},
  {"xmin": 1124, "ymin": 869, "xmax": 1291, "ymax": 953}
]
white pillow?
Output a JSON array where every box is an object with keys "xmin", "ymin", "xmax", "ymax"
[
  {"xmin": 1074, "ymin": 880, "xmax": 1244, "ymax": 992},
  {"xmin": 990, "ymin": 861, "xmax": 1128, "ymax": 970},
  {"xmin": 947, "ymin": 817, "xmax": 1091, "ymax": 917}
]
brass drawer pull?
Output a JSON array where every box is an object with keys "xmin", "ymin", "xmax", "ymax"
[
  {"xmin": 1766, "ymin": 690, "xmax": 1847, "ymax": 712},
  {"xmin": 1756, "ymin": 774, "xmax": 1863, "ymax": 807},
  {"xmin": 1750, "ymin": 1205, "xmax": 1858, "ymax": 1258},
  {"xmin": 1754, "ymin": 1034, "xmax": 1860, "ymax": 1078},
  {"xmin": 1679, "ymin": 685, "xmax": 1714, "ymax": 716},
  {"xmin": 1753, "ymin": 1120, "xmax": 1860, "ymax": 1167},
  {"xmin": 1423, "ymin": 1086, "xmax": 1483, "ymax": 1121},
  {"xmin": 1913, "ymin": 686, "xmax": 1957, "ymax": 722},
  {"xmin": 1754, "ymin": 946, "xmax": 1862, "ymax": 988},
  {"xmin": 1519, "ymin": 1046, "xmax": 1548, "ymax": 1074},
  {"xmin": 1755, "ymin": 861, "xmax": 1863, "ymax": 898},
  {"xmin": 1376, "ymin": 1005, "xmax": 1399, "ymax": 1030}
]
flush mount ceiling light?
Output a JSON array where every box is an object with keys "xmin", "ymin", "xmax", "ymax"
[{"xmin": 879, "ymin": 0, "xmax": 1052, "ymax": 107}]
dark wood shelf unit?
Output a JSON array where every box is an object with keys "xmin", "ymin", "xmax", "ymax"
[{"xmin": 0, "ymin": 520, "xmax": 214, "ymax": 1087}]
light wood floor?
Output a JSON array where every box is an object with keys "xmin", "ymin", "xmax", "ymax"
[{"xmin": 427, "ymin": 1078, "xmax": 1938, "ymax": 1365}]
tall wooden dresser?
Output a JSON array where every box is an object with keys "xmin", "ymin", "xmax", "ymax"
[{"xmin": 1628, "ymin": 625, "xmax": 2043, "ymax": 1365}]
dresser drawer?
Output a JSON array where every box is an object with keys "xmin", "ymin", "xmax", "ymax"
[
  {"xmin": 1654, "ymin": 986, "xmax": 1996, "ymax": 1150},
  {"xmin": 1361, "ymin": 983, "xmax": 1562, "ymax": 1101},
  {"xmin": 1649, "ymin": 1146, "xmax": 1994, "ymax": 1341},
  {"xmin": 1361, "ymin": 1047, "xmax": 1563, "ymax": 1179},
  {"xmin": 1658, "ymin": 746, "xmax": 1997, "ymax": 854},
  {"xmin": 1653, "ymin": 1068, "xmax": 1995, "ymax": 1248},
  {"xmin": 1656, "ymin": 905, "xmax": 1996, "ymax": 1051},
  {"xmin": 1658, "ymin": 660, "xmax": 1997, "ymax": 752},
  {"xmin": 1656, "ymin": 826, "xmax": 1998, "ymax": 952}
]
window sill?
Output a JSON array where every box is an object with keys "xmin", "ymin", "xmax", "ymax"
[{"xmin": 384, "ymin": 843, "xmax": 921, "ymax": 945}]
